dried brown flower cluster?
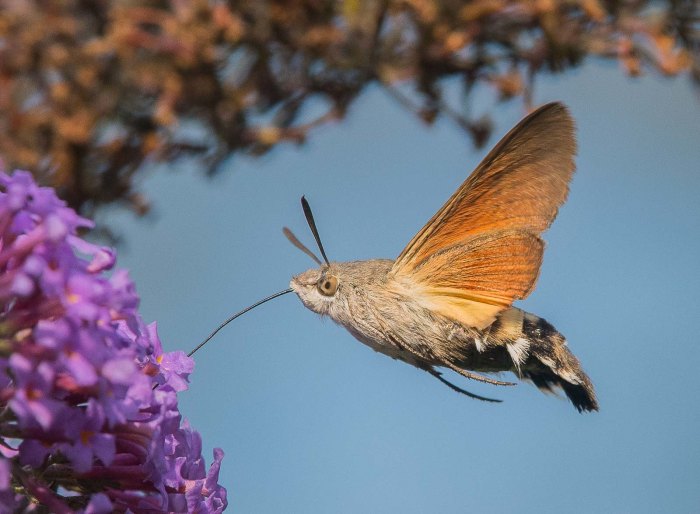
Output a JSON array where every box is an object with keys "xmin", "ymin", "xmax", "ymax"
[{"xmin": 0, "ymin": 0, "xmax": 697, "ymax": 216}]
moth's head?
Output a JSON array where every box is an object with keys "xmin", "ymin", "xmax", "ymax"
[
  {"xmin": 290, "ymin": 265, "xmax": 341, "ymax": 316},
  {"xmin": 284, "ymin": 196, "xmax": 342, "ymax": 315}
]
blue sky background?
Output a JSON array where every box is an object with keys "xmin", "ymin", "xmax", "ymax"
[{"xmin": 99, "ymin": 63, "xmax": 699, "ymax": 513}]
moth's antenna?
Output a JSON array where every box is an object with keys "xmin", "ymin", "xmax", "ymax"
[
  {"xmin": 282, "ymin": 227, "xmax": 323, "ymax": 266},
  {"xmin": 301, "ymin": 196, "xmax": 330, "ymax": 266},
  {"xmin": 187, "ymin": 288, "xmax": 293, "ymax": 357}
]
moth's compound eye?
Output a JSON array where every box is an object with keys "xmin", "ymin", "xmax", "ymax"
[{"xmin": 317, "ymin": 275, "xmax": 338, "ymax": 296}]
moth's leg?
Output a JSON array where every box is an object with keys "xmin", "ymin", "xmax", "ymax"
[
  {"xmin": 426, "ymin": 368, "xmax": 502, "ymax": 403},
  {"xmin": 444, "ymin": 361, "xmax": 517, "ymax": 386}
]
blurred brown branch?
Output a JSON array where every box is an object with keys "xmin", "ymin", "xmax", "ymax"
[{"xmin": 0, "ymin": 0, "xmax": 697, "ymax": 217}]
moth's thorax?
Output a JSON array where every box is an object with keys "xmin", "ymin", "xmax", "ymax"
[
  {"xmin": 290, "ymin": 258, "xmax": 429, "ymax": 338},
  {"xmin": 290, "ymin": 258, "xmax": 480, "ymax": 365},
  {"xmin": 289, "ymin": 259, "xmax": 394, "ymax": 316}
]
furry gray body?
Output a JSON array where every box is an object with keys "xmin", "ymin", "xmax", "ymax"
[{"xmin": 291, "ymin": 259, "xmax": 597, "ymax": 411}]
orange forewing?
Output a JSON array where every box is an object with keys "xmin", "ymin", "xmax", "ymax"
[{"xmin": 391, "ymin": 102, "xmax": 576, "ymax": 328}]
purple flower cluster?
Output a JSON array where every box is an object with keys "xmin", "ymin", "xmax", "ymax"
[{"xmin": 0, "ymin": 171, "xmax": 227, "ymax": 512}]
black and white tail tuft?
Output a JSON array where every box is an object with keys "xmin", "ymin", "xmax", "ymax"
[{"xmin": 518, "ymin": 313, "xmax": 598, "ymax": 412}]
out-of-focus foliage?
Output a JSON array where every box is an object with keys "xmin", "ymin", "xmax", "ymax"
[{"xmin": 0, "ymin": 0, "xmax": 697, "ymax": 216}]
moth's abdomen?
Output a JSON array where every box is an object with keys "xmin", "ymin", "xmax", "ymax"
[{"xmin": 489, "ymin": 309, "xmax": 598, "ymax": 412}]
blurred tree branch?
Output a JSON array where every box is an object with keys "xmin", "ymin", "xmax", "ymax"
[{"xmin": 0, "ymin": 0, "xmax": 697, "ymax": 217}]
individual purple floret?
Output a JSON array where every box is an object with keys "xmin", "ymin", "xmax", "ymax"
[{"xmin": 0, "ymin": 170, "xmax": 227, "ymax": 512}]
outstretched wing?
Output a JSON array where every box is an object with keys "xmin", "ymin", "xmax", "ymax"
[{"xmin": 391, "ymin": 102, "xmax": 576, "ymax": 329}]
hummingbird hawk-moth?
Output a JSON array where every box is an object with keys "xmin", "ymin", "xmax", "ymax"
[
  {"xmin": 191, "ymin": 102, "xmax": 597, "ymax": 412},
  {"xmin": 286, "ymin": 102, "xmax": 597, "ymax": 412}
]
